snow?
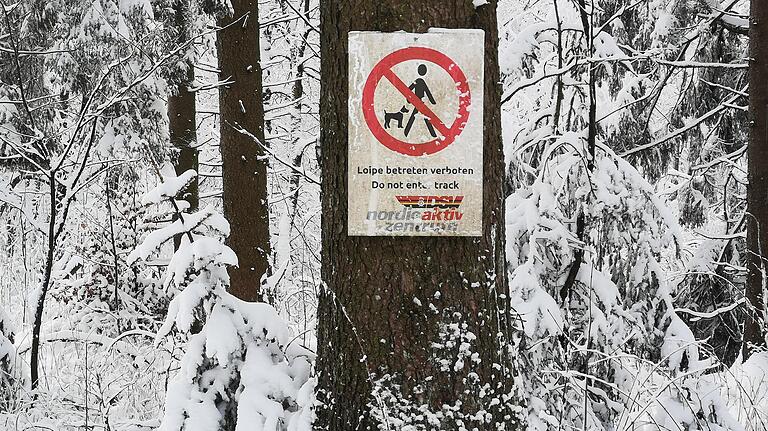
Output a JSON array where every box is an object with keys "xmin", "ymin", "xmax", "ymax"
[
  {"xmin": 651, "ymin": 11, "xmax": 676, "ymax": 44},
  {"xmin": 274, "ymin": 211, "xmax": 292, "ymax": 288},
  {"xmin": 160, "ymin": 294, "xmax": 316, "ymax": 431},
  {"xmin": 142, "ymin": 167, "xmax": 197, "ymax": 206},
  {"xmin": 727, "ymin": 352, "xmax": 768, "ymax": 423},
  {"xmin": 120, "ymin": 0, "xmax": 153, "ymax": 19},
  {"xmin": 134, "ymin": 166, "xmax": 317, "ymax": 431},
  {"xmin": 203, "ymin": 304, "xmax": 241, "ymax": 366},
  {"xmin": 593, "ymin": 32, "xmax": 628, "ymax": 60},
  {"xmin": 662, "ymin": 315, "xmax": 703, "ymax": 372},
  {"xmin": 498, "ymin": 1, "xmax": 750, "ymax": 423},
  {"xmin": 0, "ymin": 306, "xmax": 14, "ymax": 366},
  {"xmin": 509, "ymin": 263, "xmax": 562, "ymax": 338},
  {"xmin": 0, "ymin": 0, "xmax": 761, "ymax": 430},
  {"xmin": 128, "ymin": 205, "xmax": 230, "ymax": 264}
]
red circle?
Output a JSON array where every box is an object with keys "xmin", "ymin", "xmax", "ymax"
[{"xmin": 361, "ymin": 47, "xmax": 472, "ymax": 156}]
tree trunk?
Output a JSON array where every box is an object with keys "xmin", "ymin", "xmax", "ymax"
[
  {"xmin": 169, "ymin": 0, "xmax": 199, "ymax": 251},
  {"xmin": 217, "ymin": 0, "xmax": 270, "ymax": 302},
  {"xmin": 30, "ymin": 177, "xmax": 57, "ymax": 390},
  {"xmin": 316, "ymin": 1, "xmax": 520, "ymax": 429},
  {"xmin": 744, "ymin": 0, "xmax": 768, "ymax": 361}
]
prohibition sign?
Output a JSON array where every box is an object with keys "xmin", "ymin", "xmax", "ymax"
[{"xmin": 361, "ymin": 46, "xmax": 472, "ymax": 156}]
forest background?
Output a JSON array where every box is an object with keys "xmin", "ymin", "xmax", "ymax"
[{"xmin": 1, "ymin": 0, "xmax": 766, "ymax": 430}]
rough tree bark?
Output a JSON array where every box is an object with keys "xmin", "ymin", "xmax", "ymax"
[
  {"xmin": 217, "ymin": 0, "xmax": 270, "ymax": 301},
  {"xmin": 169, "ymin": 0, "xmax": 198, "ymax": 251},
  {"xmin": 744, "ymin": 0, "xmax": 768, "ymax": 360},
  {"xmin": 316, "ymin": 1, "xmax": 521, "ymax": 429}
]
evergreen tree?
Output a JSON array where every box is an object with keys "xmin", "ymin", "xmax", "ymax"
[{"xmin": 129, "ymin": 166, "xmax": 314, "ymax": 431}]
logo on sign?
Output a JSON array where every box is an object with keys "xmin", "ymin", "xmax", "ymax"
[{"xmin": 395, "ymin": 195, "xmax": 464, "ymax": 209}]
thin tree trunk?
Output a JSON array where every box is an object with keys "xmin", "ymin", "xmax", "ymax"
[
  {"xmin": 744, "ymin": 0, "xmax": 768, "ymax": 361},
  {"xmin": 560, "ymin": 0, "xmax": 596, "ymax": 304},
  {"xmin": 30, "ymin": 176, "xmax": 56, "ymax": 390},
  {"xmin": 316, "ymin": 1, "xmax": 520, "ymax": 429},
  {"xmin": 169, "ymin": 0, "xmax": 199, "ymax": 251},
  {"xmin": 217, "ymin": 0, "xmax": 270, "ymax": 301},
  {"xmin": 29, "ymin": 121, "xmax": 96, "ymax": 390},
  {"xmin": 105, "ymin": 180, "xmax": 121, "ymax": 313},
  {"xmin": 169, "ymin": 68, "xmax": 199, "ymax": 250},
  {"xmin": 287, "ymin": 1, "xmax": 312, "ymax": 227}
]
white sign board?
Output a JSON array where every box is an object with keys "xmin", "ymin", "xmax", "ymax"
[{"xmin": 347, "ymin": 30, "xmax": 484, "ymax": 236}]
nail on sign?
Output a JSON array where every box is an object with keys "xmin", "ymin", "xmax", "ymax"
[{"xmin": 348, "ymin": 30, "xmax": 484, "ymax": 237}]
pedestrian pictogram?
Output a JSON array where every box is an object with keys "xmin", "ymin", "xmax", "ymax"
[
  {"xmin": 403, "ymin": 64, "xmax": 437, "ymax": 138},
  {"xmin": 348, "ymin": 30, "xmax": 484, "ymax": 237},
  {"xmin": 361, "ymin": 46, "xmax": 472, "ymax": 157}
]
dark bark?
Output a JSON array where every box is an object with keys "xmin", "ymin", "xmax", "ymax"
[
  {"xmin": 29, "ymin": 122, "xmax": 97, "ymax": 391},
  {"xmin": 744, "ymin": 0, "xmax": 768, "ymax": 361},
  {"xmin": 30, "ymin": 175, "xmax": 56, "ymax": 390},
  {"xmin": 560, "ymin": 0, "xmax": 595, "ymax": 305},
  {"xmin": 169, "ymin": 0, "xmax": 199, "ymax": 251},
  {"xmin": 316, "ymin": 1, "xmax": 521, "ymax": 429},
  {"xmin": 217, "ymin": 0, "xmax": 270, "ymax": 302},
  {"xmin": 105, "ymin": 180, "xmax": 121, "ymax": 312}
]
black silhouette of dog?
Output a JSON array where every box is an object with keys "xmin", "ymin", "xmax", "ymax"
[{"xmin": 384, "ymin": 106, "xmax": 409, "ymax": 129}]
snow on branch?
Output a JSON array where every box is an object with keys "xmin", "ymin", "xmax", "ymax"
[
  {"xmin": 142, "ymin": 169, "xmax": 197, "ymax": 205},
  {"xmin": 128, "ymin": 206, "xmax": 228, "ymax": 264},
  {"xmin": 620, "ymin": 88, "xmax": 747, "ymax": 157}
]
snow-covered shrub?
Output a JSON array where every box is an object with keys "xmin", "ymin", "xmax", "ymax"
[
  {"xmin": 500, "ymin": 1, "xmax": 749, "ymax": 428},
  {"xmin": 676, "ymin": 236, "xmax": 746, "ymax": 366},
  {"xmin": 725, "ymin": 352, "xmax": 768, "ymax": 429},
  {"xmin": 51, "ymin": 121, "xmax": 168, "ymax": 334},
  {"xmin": 129, "ymin": 166, "xmax": 315, "ymax": 430},
  {"xmin": 645, "ymin": 316, "xmax": 745, "ymax": 431},
  {"xmin": 506, "ymin": 132, "xmax": 742, "ymax": 431}
]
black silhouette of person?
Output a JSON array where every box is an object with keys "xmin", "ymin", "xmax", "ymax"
[{"xmin": 403, "ymin": 64, "xmax": 437, "ymax": 138}]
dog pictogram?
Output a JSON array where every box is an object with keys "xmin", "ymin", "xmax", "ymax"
[{"xmin": 383, "ymin": 105, "xmax": 409, "ymax": 129}]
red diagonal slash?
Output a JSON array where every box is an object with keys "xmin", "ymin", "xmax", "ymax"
[
  {"xmin": 361, "ymin": 46, "xmax": 471, "ymax": 156},
  {"xmin": 381, "ymin": 69, "xmax": 451, "ymax": 138}
]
